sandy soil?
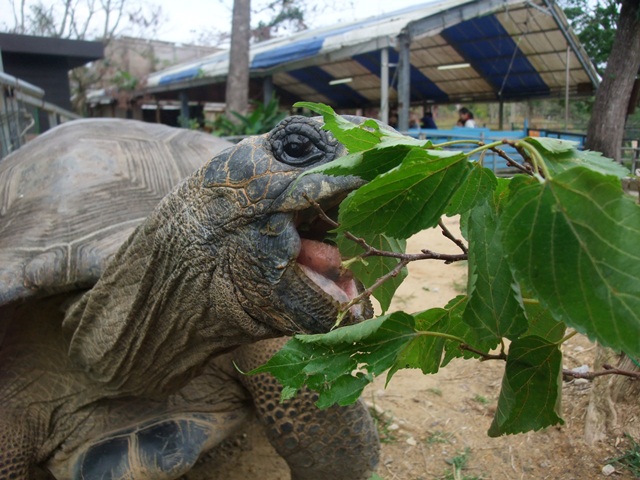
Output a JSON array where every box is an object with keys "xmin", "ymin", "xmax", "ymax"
[{"xmin": 189, "ymin": 216, "xmax": 638, "ymax": 480}]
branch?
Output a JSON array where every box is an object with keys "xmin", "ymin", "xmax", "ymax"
[
  {"xmin": 489, "ymin": 141, "xmax": 533, "ymax": 175},
  {"xmin": 459, "ymin": 344, "xmax": 508, "ymax": 361},
  {"xmin": 438, "ymin": 219, "xmax": 468, "ymax": 255},
  {"xmin": 563, "ymin": 364, "xmax": 640, "ymax": 381},
  {"xmin": 301, "ymin": 193, "xmax": 468, "ymax": 264}
]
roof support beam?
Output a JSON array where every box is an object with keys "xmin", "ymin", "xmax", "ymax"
[
  {"xmin": 263, "ymin": 75, "xmax": 274, "ymax": 105},
  {"xmin": 542, "ymin": 0, "xmax": 600, "ymax": 88},
  {"xmin": 380, "ymin": 47, "xmax": 390, "ymax": 124},
  {"xmin": 565, "ymin": 46, "xmax": 570, "ymax": 129},
  {"xmin": 179, "ymin": 91, "xmax": 189, "ymax": 124},
  {"xmin": 397, "ymin": 34, "xmax": 411, "ymax": 131}
]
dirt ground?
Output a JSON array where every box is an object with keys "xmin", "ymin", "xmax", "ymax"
[{"xmin": 191, "ymin": 216, "xmax": 638, "ymax": 480}]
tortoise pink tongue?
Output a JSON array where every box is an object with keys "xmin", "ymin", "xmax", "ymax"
[{"xmin": 297, "ymin": 239, "xmax": 359, "ymax": 304}]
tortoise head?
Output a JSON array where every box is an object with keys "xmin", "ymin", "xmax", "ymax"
[
  {"xmin": 65, "ymin": 115, "xmax": 373, "ymax": 394},
  {"xmin": 200, "ymin": 115, "xmax": 370, "ymax": 334}
]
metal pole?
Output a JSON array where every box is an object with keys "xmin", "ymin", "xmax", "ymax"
[
  {"xmin": 380, "ymin": 47, "xmax": 389, "ymax": 124},
  {"xmin": 397, "ymin": 34, "xmax": 411, "ymax": 132},
  {"xmin": 263, "ymin": 76, "xmax": 274, "ymax": 106},
  {"xmin": 498, "ymin": 97, "xmax": 504, "ymax": 130},
  {"xmin": 179, "ymin": 91, "xmax": 189, "ymax": 126},
  {"xmin": 565, "ymin": 46, "xmax": 570, "ymax": 130}
]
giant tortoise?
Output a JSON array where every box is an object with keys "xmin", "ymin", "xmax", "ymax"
[{"xmin": 0, "ymin": 117, "xmax": 380, "ymax": 479}]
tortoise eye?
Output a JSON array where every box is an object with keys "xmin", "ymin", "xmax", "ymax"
[
  {"xmin": 281, "ymin": 134, "xmax": 321, "ymax": 164},
  {"xmin": 269, "ymin": 116, "xmax": 337, "ymax": 167}
]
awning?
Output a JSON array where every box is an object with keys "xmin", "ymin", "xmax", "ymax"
[{"xmin": 143, "ymin": 0, "xmax": 598, "ymax": 108}]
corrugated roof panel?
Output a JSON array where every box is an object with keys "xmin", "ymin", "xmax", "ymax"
[
  {"xmin": 274, "ymin": 71, "xmax": 329, "ymax": 97},
  {"xmin": 517, "ymin": 32, "xmax": 556, "ymax": 53},
  {"xmin": 287, "ymin": 66, "xmax": 370, "ymax": 107},
  {"xmin": 251, "ymin": 37, "xmax": 324, "ymax": 69},
  {"xmin": 354, "ymin": 50, "xmax": 449, "ymax": 102},
  {"xmin": 441, "ymin": 15, "xmax": 550, "ymax": 98},
  {"xmin": 320, "ymin": 59, "xmax": 372, "ymax": 79}
]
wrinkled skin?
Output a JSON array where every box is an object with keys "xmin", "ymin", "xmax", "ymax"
[{"xmin": 0, "ymin": 117, "xmax": 379, "ymax": 479}]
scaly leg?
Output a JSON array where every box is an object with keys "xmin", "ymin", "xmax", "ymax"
[{"xmin": 232, "ymin": 338, "xmax": 380, "ymax": 480}]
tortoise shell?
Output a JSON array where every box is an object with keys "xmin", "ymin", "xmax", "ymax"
[{"xmin": 0, "ymin": 118, "xmax": 231, "ymax": 306}]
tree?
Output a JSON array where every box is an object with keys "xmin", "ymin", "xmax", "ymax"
[
  {"xmin": 562, "ymin": 0, "xmax": 620, "ymax": 75},
  {"xmin": 5, "ymin": 0, "xmax": 162, "ymax": 41},
  {"xmin": 584, "ymin": 0, "xmax": 640, "ymax": 162},
  {"xmin": 225, "ymin": 0, "xmax": 251, "ymax": 122},
  {"xmin": 252, "ymin": 0, "xmax": 308, "ymax": 42},
  {"xmin": 222, "ymin": 0, "xmax": 318, "ymax": 126}
]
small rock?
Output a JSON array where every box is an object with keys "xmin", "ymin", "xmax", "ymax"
[
  {"xmin": 406, "ymin": 436, "xmax": 417, "ymax": 446},
  {"xmin": 364, "ymin": 402, "xmax": 385, "ymax": 416},
  {"xmin": 388, "ymin": 423, "xmax": 400, "ymax": 431},
  {"xmin": 574, "ymin": 378, "xmax": 590, "ymax": 385},
  {"xmin": 571, "ymin": 364, "xmax": 590, "ymax": 374},
  {"xmin": 602, "ymin": 464, "xmax": 616, "ymax": 476}
]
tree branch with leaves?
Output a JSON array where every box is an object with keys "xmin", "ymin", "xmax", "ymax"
[{"xmin": 251, "ymin": 102, "xmax": 640, "ymax": 438}]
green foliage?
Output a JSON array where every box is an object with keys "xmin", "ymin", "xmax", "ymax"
[
  {"xmin": 561, "ymin": 0, "xmax": 620, "ymax": 73},
  {"xmin": 609, "ymin": 434, "xmax": 640, "ymax": 477},
  {"xmin": 112, "ymin": 70, "xmax": 138, "ymax": 91},
  {"xmin": 211, "ymin": 96, "xmax": 287, "ymax": 136},
  {"xmin": 251, "ymin": 103, "xmax": 639, "ymax": 438}
]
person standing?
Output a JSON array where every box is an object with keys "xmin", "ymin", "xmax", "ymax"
[
  {"xmin": 458, "ymin": 107, "xmax": 476, "ymax": 128},
  {"xmin": 421, "ymin": 111, "xmax": 437, "ymax": 129}
]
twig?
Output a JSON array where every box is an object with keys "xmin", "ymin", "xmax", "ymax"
[
  {"xmin": 459, "ymin": 344, "xmax": 508, "ymax": 361},
  {"xmin": 339, "ymin": 258, "xmax": 411, "ymax": 315},
  {"xmin": 301, "ymin": 194, "xmax": 468, "ymax": 263},
  {"xmin": 438, "ymin": 219, "xmax": 468, "ymax": 255},
  {"xmin": 302, "ymin": 193, "xmax": 468, "ymax": 323},
  {"xmin": 488, "ymin": 141, "xmax": 533, "ymax": 175},
  {"xmin": 563, "ymin": 364, "xmax": 640, "ymax": 381}
]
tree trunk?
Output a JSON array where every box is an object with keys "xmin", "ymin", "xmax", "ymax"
[
  {"xmin": 225, "ymin": 0, "xmax": 251, "ymax": 122},
  {"xmin": 583, "ymin": 0, "xmax": 640, "ymax": 445},
  {"xmin": 584, "ymin": 0, "xmax": 640, "ymax": 160}
]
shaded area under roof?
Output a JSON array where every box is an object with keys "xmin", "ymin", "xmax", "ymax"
[{"xmin": 142, "ymin": 0, "xmax": 598, "ymax": 109}]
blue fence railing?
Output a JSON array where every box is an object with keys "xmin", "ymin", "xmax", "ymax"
[{"xmin": 403, "ymin": 126, "xmax": 588, "ymax": 174}]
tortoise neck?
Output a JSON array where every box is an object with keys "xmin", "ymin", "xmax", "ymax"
[{"xmin": 63, "ymin": 177, "xmax": 279, "ymax": 397}]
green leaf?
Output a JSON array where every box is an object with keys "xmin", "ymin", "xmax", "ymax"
[
  {"xmin": 445, "ymin": 162, "xmax": 498, "ymax": 216},
  {"xmin": 488, "ymin": 336, "xmax": 563, "ymax": 436},
  {"xmin": 523, "ymin": 137, "xmax": 629, "ymax": 179},
  {"xmin": 251, "ymin": 313, "xmax": 418, "ymax": 408},
  {"xmin": 388, "ymin": 298, "xmax": 469, "ymax": 380},
  {"xmin": 303, "ymin": 139, "xmax": 426, "ymax": 183},
  {"xmin": 463, "ymin": 184, "xmax": 528, "ymax": 346},
  {"xmin": 439, "ymin": 295, "xmax": 479, "ymax": 366},
  {"xmin": 501, "ymin": 168, "xmax": 640, "ymax": 357},
  {"xmin": 337, "ymin": 148, "xmax": 469, "ymax": 239},
  {"xmin": 525, "ymin": 136, "xmax": 578, "ymax": 155},
  {"xmin": 522, "ymin": 300, "xmax": 566, "ymax": 343},
  {"xmin": 337, "ymin": 234, "xmax": 407, "ymax": 312},
  {"xmin": 294, "ymin": 102, "xmax": 382, "ymax": 152}
]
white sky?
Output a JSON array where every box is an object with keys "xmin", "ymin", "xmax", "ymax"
[{"xmin": 0, "ymin": 0, "xmax": 427, "ymax": 45}]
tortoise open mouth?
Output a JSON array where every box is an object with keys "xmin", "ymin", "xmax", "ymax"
[{"xmin": 293, "ymin": 201, "xmax": 368, "ymax": 321}]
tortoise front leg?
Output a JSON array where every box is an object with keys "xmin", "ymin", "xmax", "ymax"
[{"xmin": 233, "ymin": 338, "xmax": 380, "ymax": 480}]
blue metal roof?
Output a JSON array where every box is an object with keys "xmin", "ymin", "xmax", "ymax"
[
  {"xmin": 441, "ymin": 16, "xmax": 550, "ymax": 98},
  {"xmin": 144, "ymin": 0, "xmax": 598, "ymax": 108}
]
